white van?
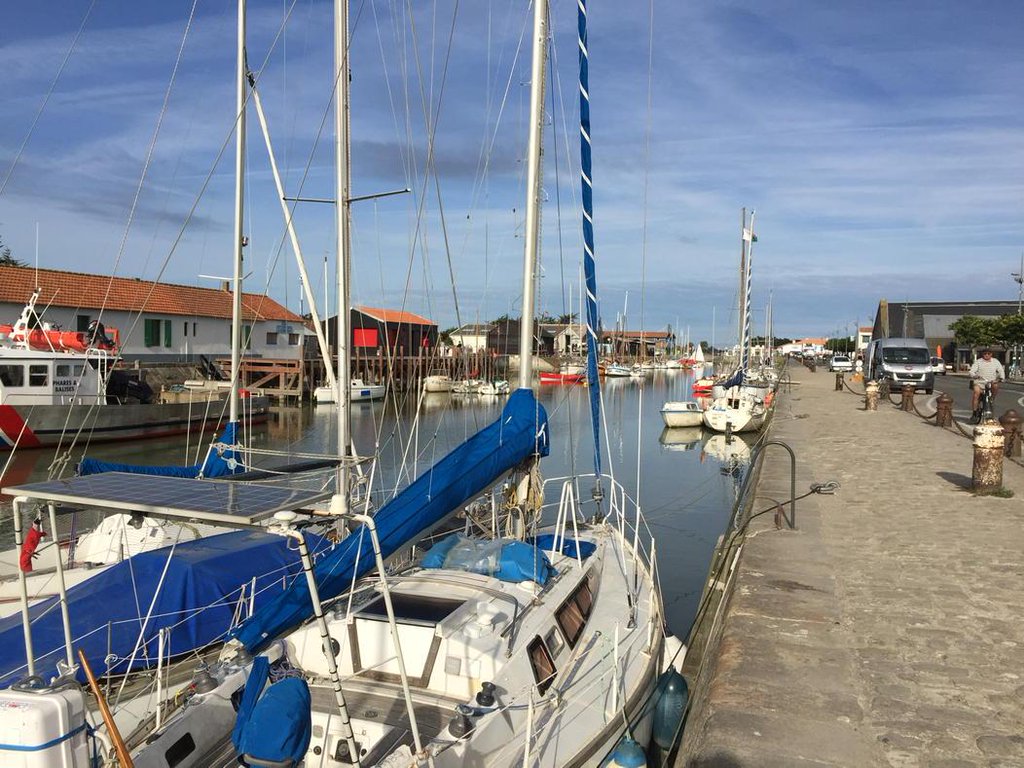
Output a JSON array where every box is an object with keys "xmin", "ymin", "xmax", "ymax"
[{"xmin": 864, "ymin": 338, "xmax": 935, "ymax": 393}]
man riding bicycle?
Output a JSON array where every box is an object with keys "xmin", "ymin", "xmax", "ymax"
[{"xmin": 969, "ymin": 348, "xmax": 1005, "ymax": 416}]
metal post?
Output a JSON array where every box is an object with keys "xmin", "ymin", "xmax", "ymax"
[
  {"xmin": 350, "ymin": 514, "xmax": 427, "ymax": 763},
  {"xmin": 865, "ymin": 380, "xmax": 879, "ymax": 411},
  {"xmin": 229, "ymin": 0, "xmax": 246, "ymax": 427},
  {"xmin": 935, "ymin": 392, "xmax": 954, "ymax": 427},
  {"xmin": 12, "ymin": 498, "xmax": 35, "ymax": 677},
  {"xmin": 753, "ymin": 441, "xmax": 798, "ymax": 529},
  {"xmin": 281, "ymin": 522, "xmax": 360, "ymax": 767},
  {"xmin": 834, "ymin": 372, "xmax": 843, "ymax": 391},
  {"xmin": 46, "ymin": 503, "xmax": 75, "ymax": 671},
  {"xmin": 972, "ymin": 420, "xmax": 1005, "ymax": 494},
  {"xmin": 999, "ymin": 409, "xmax": 1022, "ymax": 457},
  {"xmin": 901, "ymin": 384, "xmax": 915, "ymax": 412}
]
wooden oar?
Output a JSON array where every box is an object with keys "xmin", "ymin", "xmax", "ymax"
[{"xmin": 78, "ymin": 649, "xmax": 134, "ymax": 768}]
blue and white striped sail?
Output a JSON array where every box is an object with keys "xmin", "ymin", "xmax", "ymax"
[{"xmin": 578, "ymin": 0, "xmax": 602, "ymax": 477}]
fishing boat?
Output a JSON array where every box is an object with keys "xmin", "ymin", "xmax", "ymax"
[
  {"xmin": 0, "ymin": 290, "xmax": 268, "ymax": 450},
  {"xmin": 660, "ymin": 400, "xmax": 703, "ymax": 428}
]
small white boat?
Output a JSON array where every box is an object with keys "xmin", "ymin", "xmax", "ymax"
[
  {"xmin": 478, "ymin": 379, "xmax": 510, "ymax": 395},
  {"xmin": 660, "ymin": 400, "xmax": 703, "ymax": 428},
  {"xmin": 313, "ymin": 378, "xmax": 386, "ymax": 404},
  {"xmin": 423, "ymin": 372, "xmax": 453, "ymax": 393},
  {"xmin": 603, "ymin": 362, "xmax": 631, "ymax": 378},
  {"xmin": 452, "ymin": 378, "xmax": 484, "ymax": 395},
  {"xmin": 629, "ymin": 364, "xmax": 646, "ymax": 379},
  {"xmin": 702, "ymin": 385, "xmax": 768, "ymax": 433},
  {"xmin": 664, "ymin": 359, "xmax": 683, "ymax": 370}
]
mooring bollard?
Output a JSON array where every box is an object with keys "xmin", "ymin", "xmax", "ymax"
[
  {"xmin": 865, "ymin": 380, "xmax": 879, "ymax": 411},
  {"xmin": 999, "ymin": 409, "xmax": 1022, "ymax": 457},
  {"xmin": 878, "ymin": 379, "xmax": 890, "ymax": 398},
  {"xmin": 900, "ymin": 384, "xmax": 915, "ymax": 412},
  {"xmin": 834, "ymin": 372, "xmax": 843, "ymax": 391},
  {"xmin": 935, "ymin": 392, "xmax": 954, "ymax": 427},
  {"xmin": 972, "ymin": 420, "xmax": 1005, "ymax": 493}
]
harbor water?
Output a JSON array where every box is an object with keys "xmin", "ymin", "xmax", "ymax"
[{"xmin": 0, "ymin": 369, "xmax": 749, "ymax": 636}]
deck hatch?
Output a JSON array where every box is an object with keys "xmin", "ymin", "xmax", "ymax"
[{"xmin": 359, "ymin": 593, "xmax": 464, "ymax": 625}]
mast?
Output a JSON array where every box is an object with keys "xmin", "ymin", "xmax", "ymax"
[
  {"xmin": 229, "ymin": 0, "xmax": 246, "ymax": 426},
  {"xmin": 737, "ymin": 208, "xmax": 747, "ymax": 371},
  {"xmin": 517, "ymin": 0, "xmax": 548, "ymax": 389},
  {"xmin": 333, "ymin": 0, "xmax": 351, "ymax": 513},
  {"xmin": 578, "ymin": 0, "xmax": 603, "ymax": 483},
  {"xmin": 742, "ymin": 210, "xmax": 756, "ymax": 370}
]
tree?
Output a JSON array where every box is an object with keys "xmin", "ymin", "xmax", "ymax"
[
  {"xmin": 0, "ymin": 235, "xmax": 25, "ymax": 267},
  {"xmin": 948, "ymin": 315, "xmax": 998, "ymax": 352},
  {"xmin": 556, "ymin": 312, "xmax": 578, "ymax": 324},
  {"xmin": 994, "ymin": 314, "xmax": 1024, "ymax": 349},
  {"xmin": 439, "ymin": 326, "xmax": 457, "ymax": 345}
]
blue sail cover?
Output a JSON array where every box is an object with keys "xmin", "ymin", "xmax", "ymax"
[
  {"xmin": 578, "ymin": 0, "xmax": 603, "ymax": 478},
  {"xmin": 78, "ymin": 423, "xmax": 244, "ymax": 478},
  {"xmin": 232, "ymin": 388, "xmax": 549, "ymax": 651},
  {"xmin": 0, "ymin": 529, "xmax": 327, "ymax": 687}
]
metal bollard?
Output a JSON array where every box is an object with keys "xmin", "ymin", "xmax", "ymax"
[
  {"xmin": 999, "ymin": 409, "xmax": 1022, "ymax": 457},
  {"xmin": 901, "ymin": 384, "xmax": 915, "ymax": 412},
  {"xmin": 972, "ymin": 420, "xmax": 1005, "ymax": 493},
  {"xmin": 878, "ymin": 379, "xmax": 890, "ymax": 397},
  {"xmin": 935, "ymin": 392, "xmax": 954, "ymax": 427},
  {"xmin": 865, "ymin": 380, "xmax": 879, "ymax": 411},
  {"xmin": 835, "ymin": 373, "xmax": 843, "ymax": 391}
]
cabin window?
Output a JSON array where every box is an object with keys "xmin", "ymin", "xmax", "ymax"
[
  {"xmin": 28, "ymin": 365, "xmax": 48, "ymax": 387},
  {"xmin": 0, "ymin": 365, "xmax": 24, "ymax": 386},
  {"xmin": 266, "ymin": 332, "xmax": 278, "ymax": 346},
  {"xmin": 55, "ymin": 364, "xmax": 83, "ymax": 378},
  {"xmin": 527, "ymin": 636, "xmax": 557, "ymax": 694},
  {"xmin": 164, "ymin": 732, "xmax": 196, "ymax": 768},
  {"xmin": 556, "ymin": 579, "xmax": 594, "ymax": 648},
  {"xmin": 289, "ymin": 333, "xmax": 299, "ymax": 345}
]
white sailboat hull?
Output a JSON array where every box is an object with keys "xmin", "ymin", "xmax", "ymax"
[
  {"xmin": 702, "ymin": 401, "xmax": 766, "ymax": 433},
  {"xmin": 660, "ymin": 400, "xmax": 704, "ymax": 428}
]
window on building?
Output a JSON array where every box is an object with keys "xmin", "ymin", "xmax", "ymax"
[
  {"xmin": 243, "ymin": 325, "xmax": 252, "ymax": 350},
  {"xmin": 266, "ymin": 332, "xmax": 278, "ymax": 345},
  {"xmin": 527, "ymin": 636, "xmax": 557, "ymax": 694},
  {"xmin": 192, "ymin": 322, "xmax": 197, "ymax": 336},
  {"xmin": 183, "ymin": 322, "xmax": 188, "ymax": 338},
  {"xmin": 0, "ymin": 365, "xmax": 24, "ymax": 386},
  {"xmin": 76, "ymin": 315, "xmax": 91, "ymax": 332},
  {"xmin": 163, "ymin": 320, "xmax": 172, "ymax": 347},
  {"xmin": 288, "ymin": 333, "xmax": 299, "ymax": 346},
  {"xmin": 29, "ymin": 365, "xmax": 48, "ymax": 387}
]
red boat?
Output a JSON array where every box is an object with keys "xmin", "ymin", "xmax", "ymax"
[{"xmin": 539, "ymin": 371, "xmax": 585, "ymax": 384}]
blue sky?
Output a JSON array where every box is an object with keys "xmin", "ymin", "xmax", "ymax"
[{"xmin": 1, "ymin": 1, "xmax": 1022, "ymax": 344}]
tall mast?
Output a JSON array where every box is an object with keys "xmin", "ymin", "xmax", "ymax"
[
  {"xmin": 229, "ymin": 0, "xmax": 246, "ymax": 426},
  {"xmin": 742, "ymin": 210, "xmax": 756, "ymax": 370},
  {"xmin": 518, "ymin": 0, "xmax": 548, "ymax": 389},
  {"xmin": 736, "ymin": 208, "xmax": 747, "ymax": 370},
  {"xmin": 333, "ymin": 0, "xmax": 351, "ymax": 513}
]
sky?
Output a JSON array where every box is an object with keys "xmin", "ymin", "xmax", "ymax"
[{"xmin": 1, "ymin": 0, "xmax": 1022, "ymax": 345}]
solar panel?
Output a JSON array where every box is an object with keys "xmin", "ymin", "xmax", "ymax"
[{"xmin": 4, "ymin": 472, "xmax": 334, "ymax": 527}]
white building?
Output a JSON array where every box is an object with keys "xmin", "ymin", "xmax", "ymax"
[
  {"xmin": 0, "ymin": 265, "xmax": 308, "ymax": 362},
  {"xmin": 448, "ymin": 323, "xmax": 493, "ymax": 352},
  {"xmin": 540, "ymin": 323, "xmax": 584, "ymax": 355}
]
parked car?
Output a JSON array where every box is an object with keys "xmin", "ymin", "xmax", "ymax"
[
  {"xmin": 929, "ymin": 356, "xmax": 947, "ymax": 375},
  {"xmin": 829, "ymin": 355, "xmax": 854, "ymax": 372}
]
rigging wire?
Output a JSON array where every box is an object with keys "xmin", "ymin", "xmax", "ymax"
[{"xmin": 0, "ymin": 0, "xmax": 98, "ymax": 198}]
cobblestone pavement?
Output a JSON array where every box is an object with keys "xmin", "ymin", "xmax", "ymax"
[{"xmin": 679, "ymin": 363, "xmax": 1024, "ymax": 767}]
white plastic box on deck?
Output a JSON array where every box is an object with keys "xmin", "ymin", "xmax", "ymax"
[{"xmin": 0, "ymin": 687, "xmax": 90, "ymax": 767}]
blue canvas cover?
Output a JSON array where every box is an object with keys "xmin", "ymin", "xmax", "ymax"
[
  {"xmin": 0, "ymin": 529, "xmax": 327, "ymax": 687},
  {"xmin": 78, "ymin": 423, "xmax": 243, "ymax": 478},
  {"xmin": 235, "ymin": 677, "xmax": 312, "ymax": 765},
  {"xmin": 422, "ymin": 534, "xmax": 555, "ymax": 585},
  {"xmin": 231, "ymin": 657, "xmax": 270, "ymax": 753},
  {"xmin": 232, "ymin": 388, "xmax": 549, "ymax": 651}
]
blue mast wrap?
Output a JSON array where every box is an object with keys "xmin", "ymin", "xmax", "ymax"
[
  {"xmin": 578, "ymin": 0, "xmax": 602, "ymax": 478},
  {"xmin": 78, "ymin": 423, "xmax": 245, "ymax": 479},
  {"xmin": 231, "ymin": 388, "xmax": 549, "ymax": 651}
]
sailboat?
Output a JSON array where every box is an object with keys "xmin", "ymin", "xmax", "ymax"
[
  {"xmin": 702, "ymin": 209, "xmax": 769, "ymax": 434},
  {"xmin": 7, "ymin": 2, "xmax": 684, "ymax": 766}
]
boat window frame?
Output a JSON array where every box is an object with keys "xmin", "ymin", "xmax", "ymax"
[
  {"xmin": 28, "ymin": 364, "xmax": 48, "ymax": 388},
  {"xmin": 556, "ymin": 575, "xmax": 595, "ymax": 649},
  {"xmin": 0, "ymin": 364, "xmax": 25, "ymax": 387},
  {"xmin": 527, "ymin": 635, "xmax": 557, "ymax": 694}
]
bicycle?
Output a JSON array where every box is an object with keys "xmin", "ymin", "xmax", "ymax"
[{"xmin": 971, "ymin": 380, "xmax": 996, "ymax": 424}]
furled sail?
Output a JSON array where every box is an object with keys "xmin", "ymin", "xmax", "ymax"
[
  {"xmin": 578, "ymin": 0, "xmax": 603, "ymax": 479},
  {"xmin": 78, "ymin": 423, "xmax": 244, "ymax": 478},
  {"xmin": 232, "ymin": 388, "xmax": 549, "ymax": 651}
]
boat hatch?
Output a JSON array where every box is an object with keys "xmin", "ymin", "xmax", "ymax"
[{"xmin": 359, "ymin": 593, "xmax": 464, "ymax": 625}]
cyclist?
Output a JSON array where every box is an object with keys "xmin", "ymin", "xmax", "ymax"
[{"xmin": 969, "ymin": 348, "xmax": 1005, "ymax": 417}]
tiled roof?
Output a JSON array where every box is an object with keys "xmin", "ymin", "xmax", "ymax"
[
  {"xmin": 0, "ymin": 265, "xmax": 303, "ymax": 322},
  {"xmin": 355, "ymin": 306, "xmax": 435, "ymax": 326}
]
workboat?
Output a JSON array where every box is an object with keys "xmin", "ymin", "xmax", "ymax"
[{"xmin": 0, "ymin": 290, "xmax": 268, "ymax": 449}]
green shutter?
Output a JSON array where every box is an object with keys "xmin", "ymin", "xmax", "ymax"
[
  {"xmin": 164, "ymin": 319, "xmax": 172, "ymax": 347},
  {"xmin": 244, "ymin": 325, "xmax": 252, "ymax": 350},
  {"xmin": 144, "ymin": 319, "xmax": 157, "ymax": 347}
]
